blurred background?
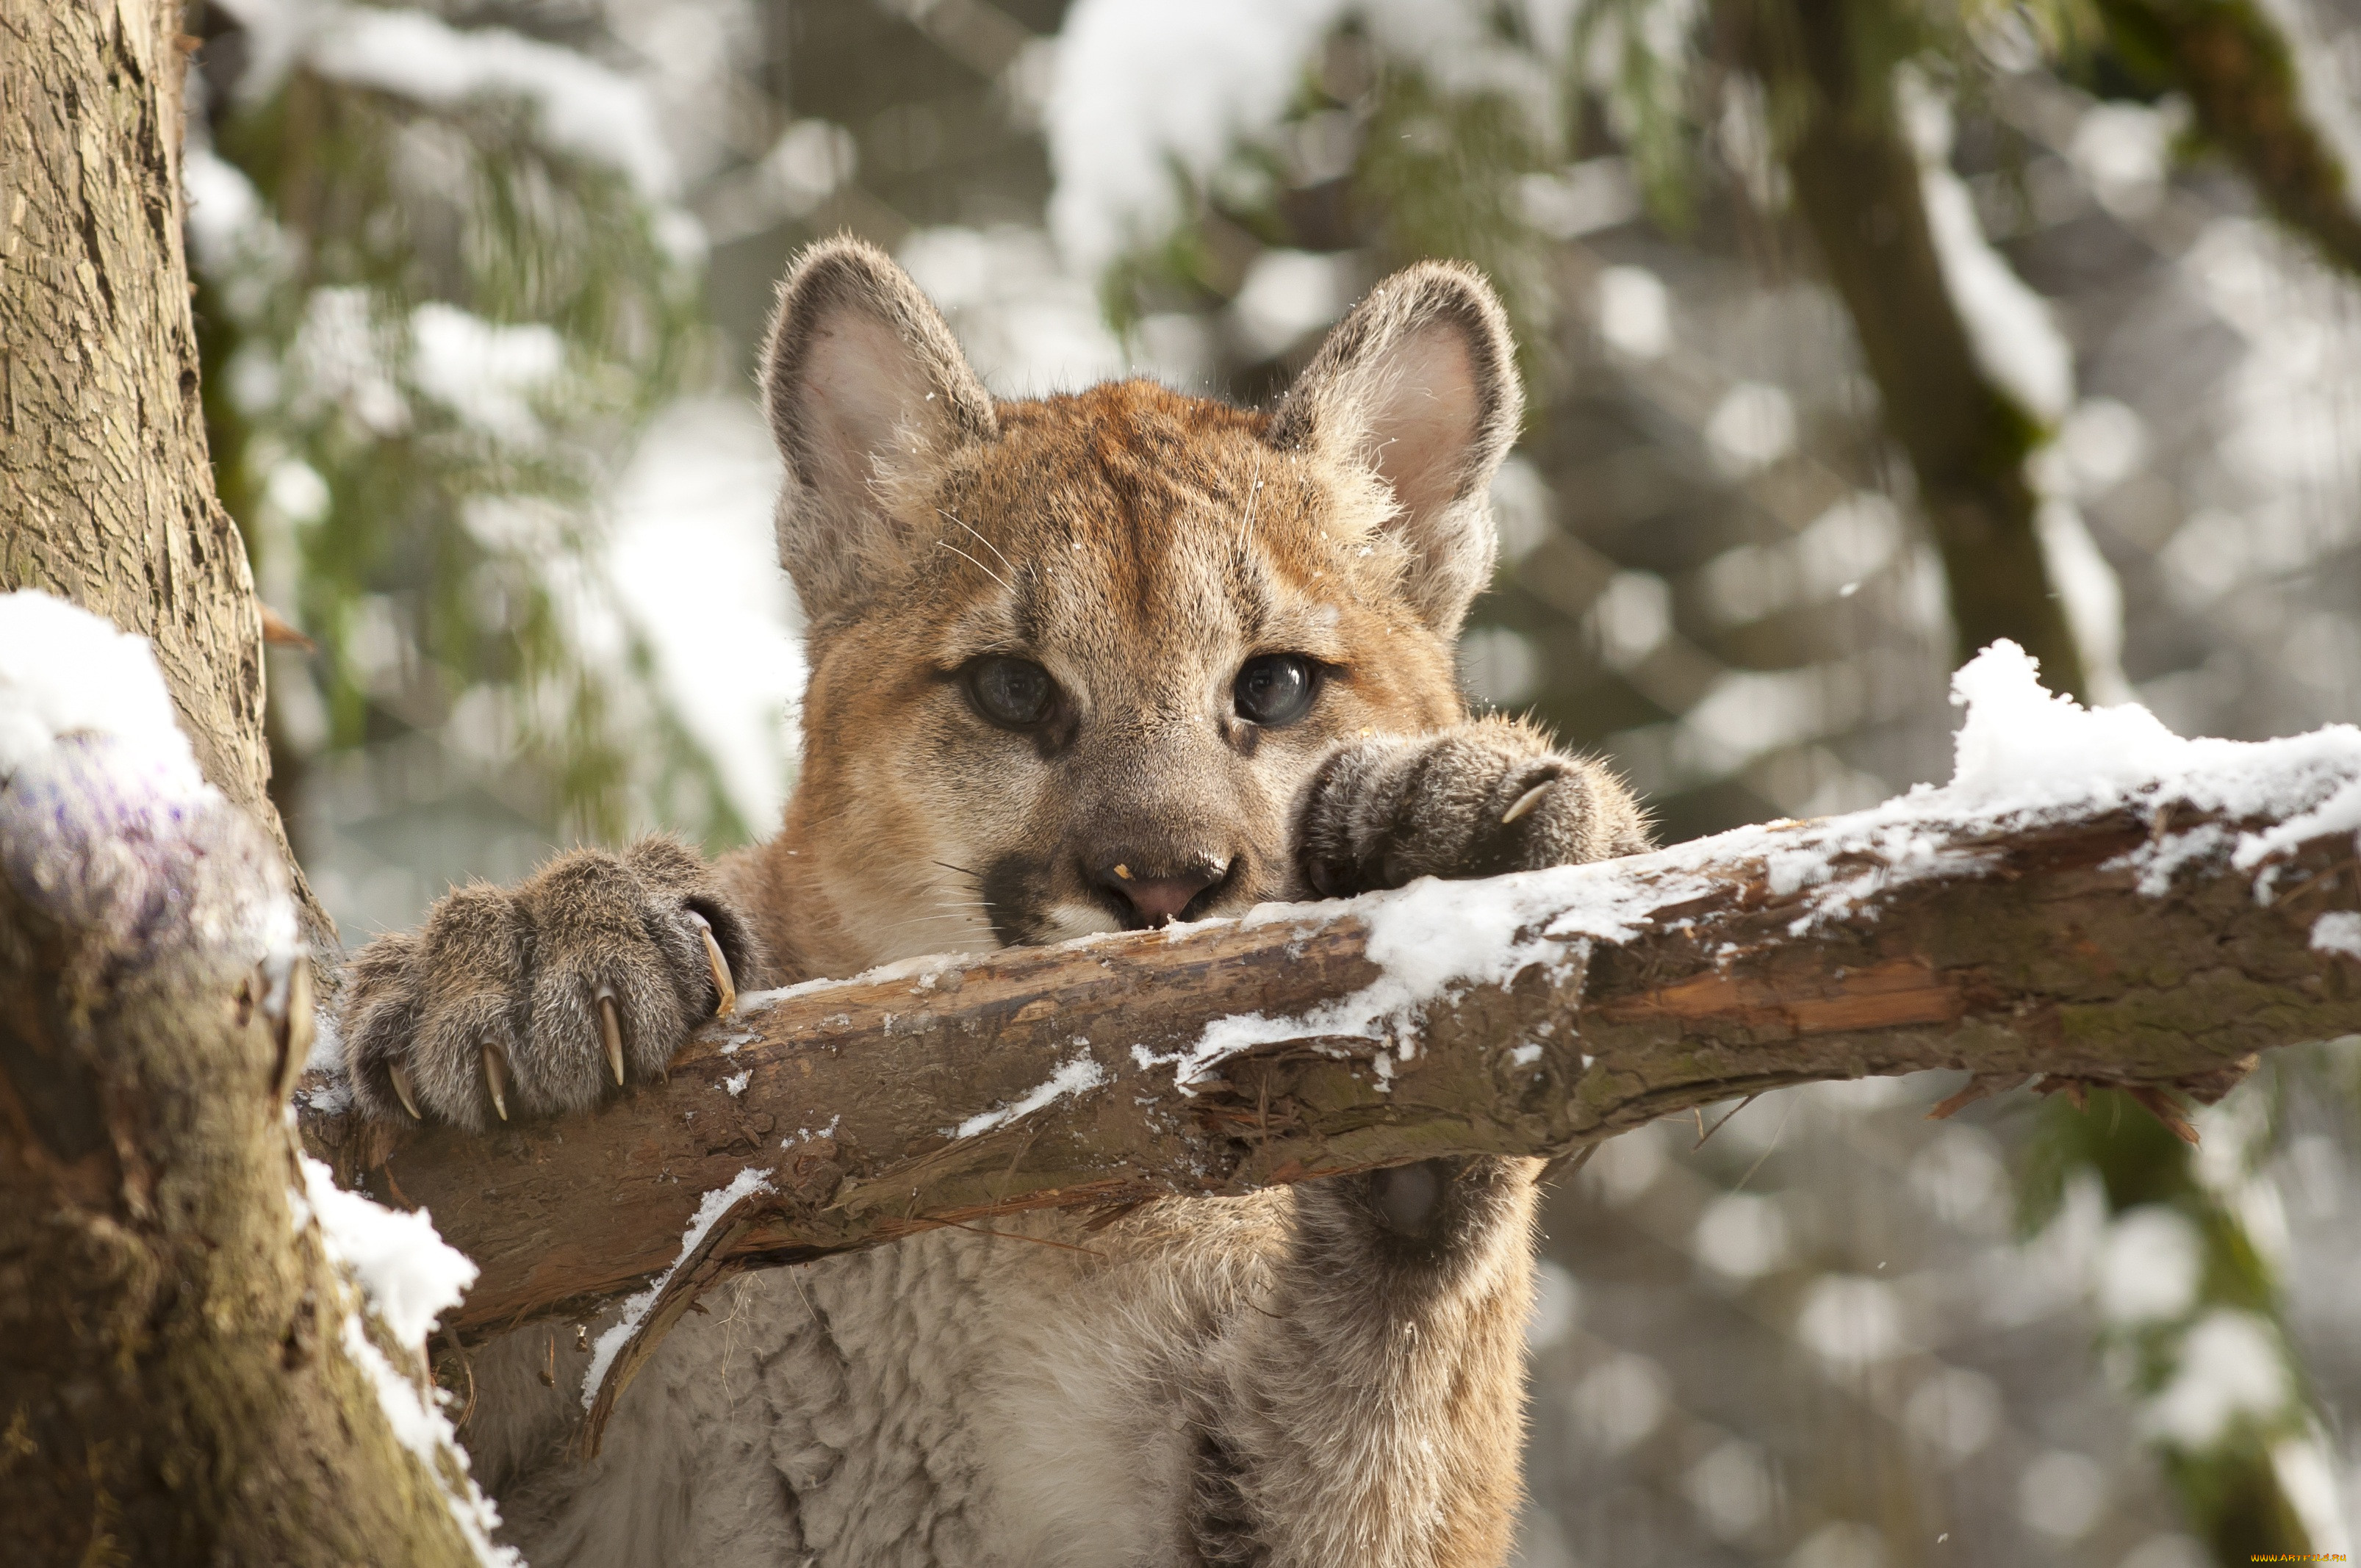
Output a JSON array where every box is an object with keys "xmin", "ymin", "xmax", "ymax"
[{"xmin": 182, "ymin": 0, "xmax": 2361, "ymax": 1562}]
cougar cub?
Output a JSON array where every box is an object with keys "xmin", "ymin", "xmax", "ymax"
[{"xmin": 340, "ymin": 238, "xmax": 1647, "ymax": 1567}]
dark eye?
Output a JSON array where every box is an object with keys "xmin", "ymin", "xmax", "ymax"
[
  {"xmin": 966, "ymin": 657, "xmax": 1056, "ymax": 729},
  {"xmin": 1234, "ymin": 654, "xmax": 1318, "ymax": 727}
]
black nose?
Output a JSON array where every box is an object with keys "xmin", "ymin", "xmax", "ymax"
[{"xmin": 1093, "ymin": 855, "xmax": 1230, "ymax": 927}]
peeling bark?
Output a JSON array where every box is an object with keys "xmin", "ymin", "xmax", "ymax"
[{"xmin": 303, "ymin": 794, "xmax": 2360, "ymax": 1352}]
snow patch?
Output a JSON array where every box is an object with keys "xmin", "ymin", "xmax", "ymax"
[
  {"xmin": 0, "ymin": 591, "xmax": 206, "ymax": 797},
  {"xmin": 2313, "ymin": 910, "xmax": 2361, "ymax": 960},
  {"xmin": 299, "ymin": 1155, "xmax": 476, "ymax": 1348},
  {"xmin": 1142, "ymin": 861, "xmax": 1690, "ymax": 1092},
  {"xmin": 1900, "ymin": 74, "xmax": 2072, "ymax": 422},
  {"xmin": 952, "ymin": 1051, "xmax": 1108, "ymax": 1137},
  {"xmin": 582, "ymin": 1167, "xmax": 775, "ymax": 1409},
  {"xmin": 338, "ymin": 1319, "xmax": 516, "ymax": 1564},
  {"xmin": 781, "ymin": 1114, "xmax": 841, "ymax": 1149},
  {"xmin": 292, "ymin": 1157, "xmax": 509, "ymax": 1563},
  {"xmin": 722, "ymin": 1070, "xmax": 752, "ymax": 1098},
  {"xmin": 309, "ymin": 7, "xmax": 675, "ymax": 198},
  {"xmin": 408, "ymin": 304, "xmax": 564, "ymax": 445}
]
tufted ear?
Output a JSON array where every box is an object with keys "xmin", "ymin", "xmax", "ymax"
[
  {"xmin": 761, "ymin": 237, "xmax": 998, "ymax": 625},
  {"xmin": 1268, "ymin": 261, "xmax": 1523, "ymax": 639}
]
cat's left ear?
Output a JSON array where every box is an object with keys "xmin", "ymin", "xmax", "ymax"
[{"xmin": 1269, "ymin": 261, "xmax": 1523, "ymax": 639}]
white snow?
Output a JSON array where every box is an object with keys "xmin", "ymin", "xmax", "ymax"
[
  {"xmin": 337, "ymin": 1318, "xmax": 516, "ymax": 1565},
  {"xmin": 1046, "ymin": 0, "xmax": 1348, "ymax": 273},
  {"xmin": 2270, "ymin": 1433, "xmax": 2355, "ymax": 1555},
  {"xmin": 408, "ymin": 304, "xmax": 564, "ymax": 446},
  {"xmin": 1140, "ymin": 851, "xmax": 1690, "ymax": 1093},
  {"xmin": 2095, "ymin": 1204, "xmax": 2203, "ymax": 1324},
  {"xmin": 1134, "ymin": 639, "xmax": 2361, "ymax": 1091},
  {"xmin": 707, "ymin": 640, "xmax": 2361, "ymax": 1132},
  {"xmin": 2254, "ymin": 0, "xmax": 2361, "ymax": 243},
  {"xmin": 309, "ymin": 7, "xmax": 676, "ymax": 198},
  {"xmin": 2312, "ymin": 910, "xmax": 2361, "ymax": 959},
  {"xmin": 582, "ymin": 1166, "xmax": 774, "ymax": 1409},
  {"xmin": 780, "ymin": 1114, "xmax": 841, "ymax": 1150},
  {"xmin": 1229, "ymin": 249, "xmax": 1357, "ymax": 359},
  {"xmin": 1596, "ymin": 266, "xmax": 1671, "ymax": 359},
  {"xmin": 298, "ymin": 1154, "xmax": 478, "ymax": 1348},
  {"xmin": 290, "ymin": 1156, "xmax": 511, "ymax": 1564},
  {"xmin": 2141, "ymin": 1309, "xmax": 2291, "ymax": 1448},
  {"xmin": 0, "ymin": 592, "xmax": 206, "ymax": 797},
  {"xmin": 602, "ymin": 396, "xmax": 805, "ymax": 830},
  {"xmin": 1899, "ymin": 73, "xmax": 2073, "ymax": 422},
  {"xmin": 722, "ymin": 1069, "xmax": 752, "ymax": 1097},
  {"xmin": 1703, "ymin": 383, "xmax": 1797, "ymax": 477},
  {"xmin": 2034, "ymin": 500, "xmax": 2132, "ymax": 705},
  {"xmin": 896, "ymin": 226, "xmax": 1126, "ymax": 395},
  {"xmin": 952, "ymin": 1051, "xmax": 1108, "ymax": 1138},
  {"xmin": 1044, "ymin": 0, "xmax": 1564, "ymax": 273},
  {"xmin": 2069, "ymin": 100, "xmax": 2178, "ymax": 220}
]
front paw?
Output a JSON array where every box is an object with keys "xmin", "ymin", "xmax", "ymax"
[
  {"xmin": 1297, "ymin": 717, "xmax": 1648, "ymax": 898},
  {"xmin": 1305, "ymin": 1156, "xmax": 1537, "ymax": 1266},
  {"xmin": 339, "ymin": 837, "xmax": 758, "ymax": 1129}
]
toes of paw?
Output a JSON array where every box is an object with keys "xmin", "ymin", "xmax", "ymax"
[
  {"xmin": 403, "ymin": 996, "xmax": 531, "ymax": 1128},
  {"xmin": 529, "ymin": 946, "xmax": 695, "ymax": 1091}
]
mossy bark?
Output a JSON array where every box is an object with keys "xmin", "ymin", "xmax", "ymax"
[{"xmin": 0, "ymin": 744, "xmax": 481, "ymax": 1566}]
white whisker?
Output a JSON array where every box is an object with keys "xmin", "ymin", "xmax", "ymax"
[{"xmin": 937, "ymin": 539, "xmax": 1013, "ymax": 594}]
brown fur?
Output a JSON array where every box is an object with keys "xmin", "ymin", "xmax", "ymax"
[{"xmin": 340, "ymin": 237, "xmax": 1650, "ymax": 1567}]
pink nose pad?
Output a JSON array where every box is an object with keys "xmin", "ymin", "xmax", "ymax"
[{"xmin": 1095, "ymin": 857, "xmax": 1229, "ymax": 927}]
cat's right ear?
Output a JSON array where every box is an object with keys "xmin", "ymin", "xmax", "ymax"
[{"xmin": 761, "ymin": 237, "xmax": 996, "ymax": 625}]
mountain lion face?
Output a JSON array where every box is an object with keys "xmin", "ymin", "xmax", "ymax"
[{"xmin": 769, "ymin": 245, "xmax": 1520, "ymax": 965}]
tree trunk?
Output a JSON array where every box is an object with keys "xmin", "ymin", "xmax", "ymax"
[
  {"xmin": 0, "ymin": 4, "xmax": 468, "ymax": 1561},
  {"xmin": 0, "ymin": 0, "xmax": 329, "ymax": 950},
  {"xmin": 299, "ymin": 781, "xmax": 2361, "ymax": 1440},
  {"xmin": 0, "ymin": 736, "xmax": 485, "ymax": 1565},
  {"xmin": 1741, "ymin": 0, "xmax": 2091, "ymax": 698}
]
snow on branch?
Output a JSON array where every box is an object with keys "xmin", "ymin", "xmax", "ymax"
[{"xmin": 302, "ymin": 644, "xmax": 2361, "ymax": 1406}]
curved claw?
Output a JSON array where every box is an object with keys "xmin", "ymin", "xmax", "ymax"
[
  {"xmin": 1500, "ymin": 781, "xmax": 1551, "ymax": 826},
  {"xmin": 597, "ymin": 990, "xmax": 625, "ymax": 1086},
  {"xmin": 690, "ymin": 911, "xmax": 736, "ymax": 1018},
  {"xmin": 388, "ymin": 1060, "xmax": 423, "ymax": 1121},
  {"xmin": 482, "ymin": 1041, "xmax": 511, "ymax": 1122}
]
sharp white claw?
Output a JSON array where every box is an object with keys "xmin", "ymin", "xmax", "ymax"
[
  {"xmin": 690, "ymin": 913, "xmax": 737, "ymax": 1018},
  {"xmin": 482, "ymin": 1042, "xmax": 510, "ymax": 1122},
  {"xmin": 1501, "ymin": 782, "xmax": 1552, "ymax": 826},
  {"xmin": 597, "ymin": 990, "xmax": 625, "ymax": 1085},
  {"xmin": 388, "ymin": 1061, "xmax": 422, "ymax": 1121}
]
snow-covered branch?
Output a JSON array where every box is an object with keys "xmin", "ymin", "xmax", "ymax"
[{"xmin": 303, "ymin": 647, "xmax": 2361, "ymax": 1395}]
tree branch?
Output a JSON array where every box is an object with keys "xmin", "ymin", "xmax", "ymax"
[
  {"xmin": 302, "ymin": 775, "xmax": 2361, "ymax": 1358},
  {"xmin": 2099, "ymin": 0, "xmax": 2361, "ymax": 278},
  {"xmin": 1772, "ymin": 12, "xmax": 2088, "ymax": 697}
]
